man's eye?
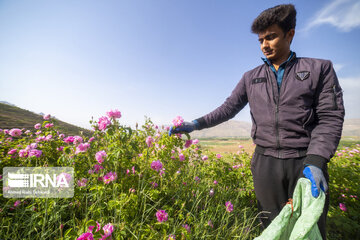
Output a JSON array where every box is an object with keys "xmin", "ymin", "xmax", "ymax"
[{"xmin": 266, "ymin": 34, "xmax": 276, "ymax": 40}]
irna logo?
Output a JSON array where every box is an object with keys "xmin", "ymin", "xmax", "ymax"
[
  {"xmin": 7, "ymin": 172, "xmax": 71, "ymax": 188},
  {"xmin": 3, "ymin": 167, "xmax": 74, "ymax": 198}
]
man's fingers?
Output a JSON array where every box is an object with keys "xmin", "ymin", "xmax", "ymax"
[
  {"xmin": 169, "ymin": 127, "xmax": 182, "ymax": 136},
  {"xmin": 320, "ymin": 177, "xmax": 328, "ymax": 193},
  {"xmin": 169, "ymin": 127, "xmax": 177, "ymax": 136},
  {"xmin": 312, "ymin": 181, "xmax": 320, "ymax": 198},
  {"xmin": 324, "ymin": 181, "xmax": 328, "ymax": 192}
]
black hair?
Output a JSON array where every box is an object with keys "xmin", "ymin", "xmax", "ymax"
[{"xmin": 251, "ymin": 4, "xmax": 296, "ymax": 34}]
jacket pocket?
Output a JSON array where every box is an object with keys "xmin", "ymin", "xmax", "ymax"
[
  {"xmin": 332, "ymin": 85, "xmax": 343, "ymax": 110},
  {"xmin": 250, "ymin": 111, "xmax": 257, "ymax": 139},
  {"xmin": 302, "ymin": 108, "xmax": 314, "ymax": 129}
]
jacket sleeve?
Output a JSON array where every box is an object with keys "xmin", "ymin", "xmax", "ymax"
[
  {"xmin": 195, "ymin": 74, "xmax": 248, "ymax": 130},
  {"xmin": 304, "ymin": 60, "xmax": 345, "ymax": 169}
]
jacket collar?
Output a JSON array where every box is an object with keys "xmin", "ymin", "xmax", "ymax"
[{"xmin": 262, "ymin": 51, "xmax": 296, "ymax": 68}]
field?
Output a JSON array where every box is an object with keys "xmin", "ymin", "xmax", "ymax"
[
  {"xmin": 0, "ymin": 112, "xmax": 359, "ymax": 239},
  {"xmin": 199, "ymin": 136, "xmax": 360, "ymax": 155},
  {"xmin": 196, "ymin": 138, "xmax": 255, "ymax": 155}
]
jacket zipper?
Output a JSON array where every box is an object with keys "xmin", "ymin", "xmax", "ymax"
[
  {"xmin": 268, "ymin": 67, "xmax": 281, "ymax": 154},
  {"xmin": 271, "ymin": 60, "xmax": 293, "ymax": 157}
]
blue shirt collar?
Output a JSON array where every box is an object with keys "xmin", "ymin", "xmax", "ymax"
[{"xmin": 262, "ymin": 51, "xmax": 294, "ymax": 70}]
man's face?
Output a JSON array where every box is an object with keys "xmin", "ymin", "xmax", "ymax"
[{"xmin": 258, "ymin": 24, "xmax": 294, "ymax": 65}]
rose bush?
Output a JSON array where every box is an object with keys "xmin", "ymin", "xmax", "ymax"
[
  {"xmin": 0, "ymin": 111, "xmax": 359, "ymax": 239},
  {"xmin": 0, "ymin": 112, "xmax": 259, "ymax": 239}
]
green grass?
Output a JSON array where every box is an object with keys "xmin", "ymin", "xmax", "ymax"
[{"xmin": 337, "ymin": 136, "xmax": 360, "ymax": 148}]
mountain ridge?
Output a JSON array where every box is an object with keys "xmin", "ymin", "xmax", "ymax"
[
  {"xmin": 1, "ymin": 101, "xmax": 359, "ymax": 138},
  {"xmin": 0, "ymin": 102, "xmax": 92, "ymax": 137},
  {"xmin": 190, "ymin": 118, "xmax": 360, "ymax": 138}
]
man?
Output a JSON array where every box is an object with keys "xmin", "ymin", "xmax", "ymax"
[{"xmin": 169, "ymin": 4, "xmax": 344, "ymax": 239}]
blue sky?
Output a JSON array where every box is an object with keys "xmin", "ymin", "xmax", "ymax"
[{"xmin": 1, "ymin": 0, "xmax": 360, "ymax": 129}]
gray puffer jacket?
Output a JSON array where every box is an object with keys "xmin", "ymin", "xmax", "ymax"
[{"xmin": 195, "ymin": 53, "xmax": 345, "ymax": 170}]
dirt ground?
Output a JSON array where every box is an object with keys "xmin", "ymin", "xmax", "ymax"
[{"xmin": 197, "ymin": 138, "xmax": 256, "ymax": 154}]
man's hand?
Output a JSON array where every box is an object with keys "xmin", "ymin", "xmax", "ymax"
[
  {"xmin": 169, "ymin": 121, "xmax": 198, "ymax": 136},
  {"xmin": 303, "ymin": 165, "xmax": 328, "ymax": 198}
]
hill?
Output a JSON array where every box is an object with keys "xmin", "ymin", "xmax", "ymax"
[
  {"xmin": 342, "ymin": 119, "xmax": 360, "ymax": 137},
  {"xmin": 190, "ymin": 118, "xmax": 360, "ymax": 138},
  {"xmin": 0, "ymin": 102, "xmax": 92, "ymax": 137},
  {"xmin": 2, "ymin": 101, "xmax": 358, "ymax": 139},
  {"xmin": 190, "ymin": 120, "xmax": 251, "ymax": 139}
]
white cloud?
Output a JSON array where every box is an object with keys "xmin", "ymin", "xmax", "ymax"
[
  {"xmin": 303, "ymin": 0, "xmax": 360, "ymax": 32},
  {"xmin": 333, "ymin": 63, "xmax": 345, "ymax": 72},
  {"xmin": 339, "ymin": 76, "xmax": 360, "ymax": 88},
  {"xmin": 339, "ymin": 75, "xmax": 360, "ymax": 118}
]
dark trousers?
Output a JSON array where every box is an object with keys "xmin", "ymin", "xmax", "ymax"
[{"xmin": 251, "ymin": 152, "xmax": 329, "ymax": 239}]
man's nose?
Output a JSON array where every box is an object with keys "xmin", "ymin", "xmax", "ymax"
[{"xmin": 261, "ymin": 40, "xmax": 269, "ymax": 49}]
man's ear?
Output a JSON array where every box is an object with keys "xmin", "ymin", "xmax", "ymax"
[{"xmin": 287, "ymin": 28, "xmax": 295, "ymax": 44}]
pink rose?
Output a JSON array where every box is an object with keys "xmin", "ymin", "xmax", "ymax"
[
  {"xmin": 9, "ymin": 128, "xmax": 22, "ymax": 137},
  {"xmin": 103, "ymin": 172, "xmax": 117, "ymax": 184},
  {"xmin": 28, "ymin": 149, "xmax": 42, "ymax": 158},
  {"xmin": 45, "ymin": 135, "xmax": 52, "ymax": 141},
  {"xmin": 45, "ymin": 123, "xmax": 54, "ymax": 128},
  {"xmin": 225, "ymin": 201, "xmax": 233, "ymax": 212},
  {"xmin": 172, "ymin": 116, "xmax": 184, "ymax": 127},
  {"xmin": 75, "ymin": 143, "xmax": 90, "ymax": 154},
  {"xmin": 19, "ymin": 149, "xmax": 28, "ymax": 158},
  {"xmin": 102, "ymin": 223, "xmax": 114, "ymax": 237},
  {"xmin": 146, "ymin": 136, "xmax": 154, "ymax": 147},
  {"xmin": 339, "ymin": 203, "xmax": 347, "ymax": 211},
  {"xmin": 155, "ymin": 209, "xmax": 168, "ymax": 223},
  {"xmin": 77, "ymin": 178, "xmax": 88, "ymax": 187},
  {"xmin": 7, "ymin": 149, "xmax": 17, "ymax": 155},
  {"xmin": 43, "ymin": 114, "xmax": 51, "ymax": 120},
  {"xmin": 73, "ymin": 136, "xmax": 83, "ymax": 145},
  {"xmin": 184, "ymin": 140, "xmax": 193, "ymax": 148},
  {"xmin": 106, "ymin": 109, "xmax": 122, "ymax": 119},
  {"xmin": 30, "ymin": 143, "xmax": 38, "ymax": 149},
  {"xmin": 95, "ymin": 150, "xmax": 107, "ymax": 164},
  {"xmin": 14, "ymin": 200, "xmax": 21, "ymax": 207},
  {"xmin": 182, "ymin": 224, "xmax": 191, "ymax": 233},
  {"xmin": 64, "ymin": 136, "xmax": 75, "ymax": 143},
  {"xmin": 93, "ymin": 164, "xmax": 104, "ymax": 173},
  {"xmin": 151, "ymin": 160, "xmax": 163, "ymax": 172},
  {"xmin": 77, "ymin": 232, "xmax": 94, "ymax": 240},
  {"xmin": 98, "ymin": 116, "xmax": 111, "ymax": 130}
]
